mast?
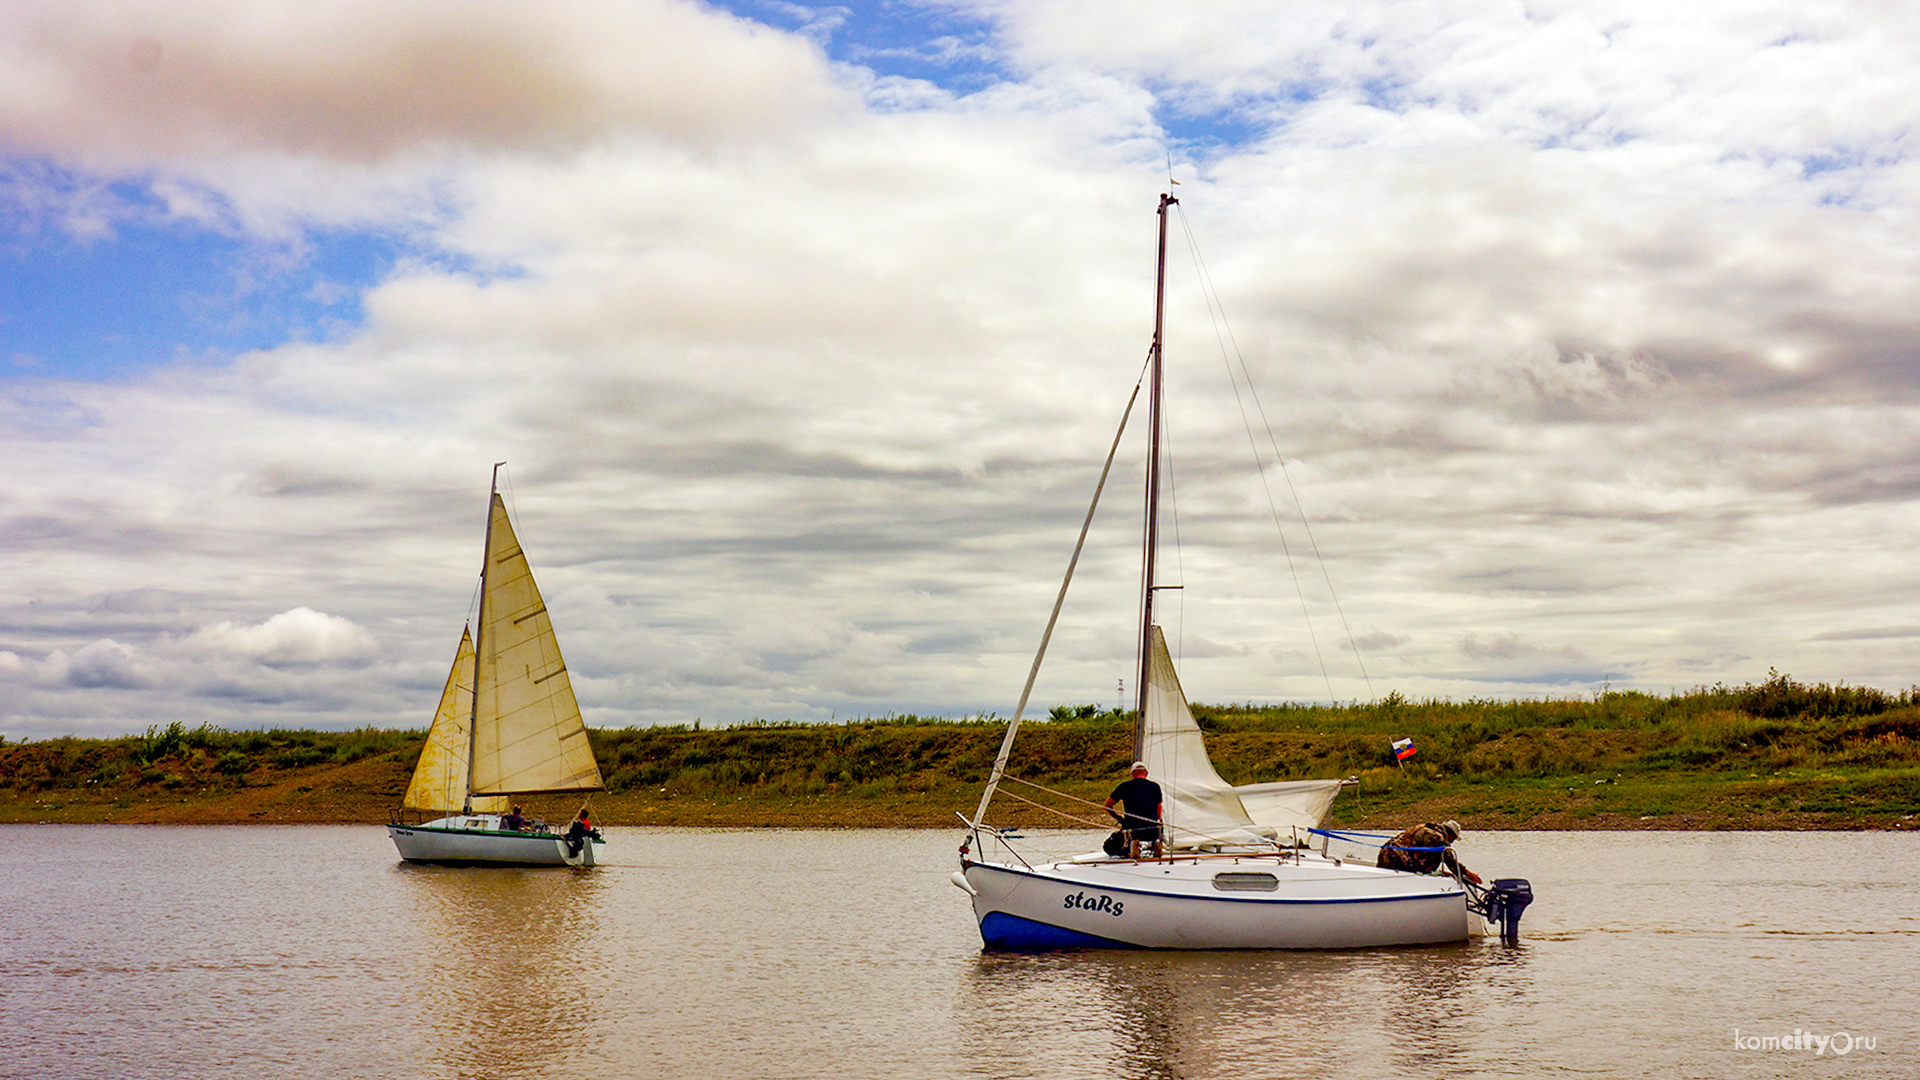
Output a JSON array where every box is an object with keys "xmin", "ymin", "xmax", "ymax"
[
  {"xmin": 464, "ymin": 461, "xmax": 507, "ymax": 814},
  {"xmin": 1134, "ymin": 192, "xmax": 1176, "ymax": 756}
]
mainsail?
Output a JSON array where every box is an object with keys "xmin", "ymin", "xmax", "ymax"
[
  {"xmin": 469, "ymin": 494, "xmax": 604, "ymax": 797},
  {"xmin": 403, "ymin": 627, "xmax": 508, "ymax": 813},
  {"xmin": 1140, "ymin": 625, "xmax": 1343, "ymax": 848}
]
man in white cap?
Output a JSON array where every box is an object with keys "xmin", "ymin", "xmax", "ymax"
[
  {"xmin": 1376, "ymin": 819, "xmax": 1480, "ymax": 883},
  {"xmin": 1103, "ymin": 761, "xmax": 1164, "ymax": 859}
]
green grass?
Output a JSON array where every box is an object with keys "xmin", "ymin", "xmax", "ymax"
[
  {"xmin": 0, "ymin": 724, "xmax": 423, "ymax": 799},
  {"xmin": 2, "ymin": 672, "xmax": 1917, "ymax": 827}
]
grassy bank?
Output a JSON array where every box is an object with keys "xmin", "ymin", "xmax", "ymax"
[{"xmin": 2, "ymin": 672, "xmax": 1917, "ymax": 829}]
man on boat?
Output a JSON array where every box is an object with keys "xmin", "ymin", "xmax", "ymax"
[
  {"xmin": 1376, "ymin": 820, "xmax": 1481, "ymax": 884},
  {"xmin": 564, "ymin": 809, "xmax": 601, "ymax": 857},
  {"xmin": 501, "ymin": 805, "xmax": 527, "ymax": 831},
  {"xmin": 1104, "ymin": 762, "xmax": 1164, "ymax": 860}
]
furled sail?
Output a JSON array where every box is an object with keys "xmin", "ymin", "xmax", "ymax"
[
  {"xmin": 1140, "ymin": 625, "xmax": 1341, "ymax": 848},
  {"xmin": 403, "ymin": 627, "xmax": 508, "ymax": 813},
  {"xmin": 469, "ymin": 494, "xmax": 605, "ymax": 796}
]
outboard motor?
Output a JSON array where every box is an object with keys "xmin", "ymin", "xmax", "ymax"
[{"xmin": 1483, "ymin": 879, "xmax": 1534, "ymax": 943}]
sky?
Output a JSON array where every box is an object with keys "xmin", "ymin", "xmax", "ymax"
[{"xmin": 3, "ymin": 0, "xmax": 1920, "ymax": 739}]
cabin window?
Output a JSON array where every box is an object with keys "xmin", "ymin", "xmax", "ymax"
[
  {"xmin": 466, "ymin": 819, "xmax": 484, "ymax": 829},
  {"xmin": 1213, "ymin": 872, "xmax": 1279, "ymax": 892}
]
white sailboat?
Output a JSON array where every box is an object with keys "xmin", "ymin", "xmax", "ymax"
[
  {"xmin": 388, "ymin": 466, "xmax": 606, "ymax": 867},
  {"xmin": 954, "ymin": 192, "xmax": 1528, "ymax": 948}
]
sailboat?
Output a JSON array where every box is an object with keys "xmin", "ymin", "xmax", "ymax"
[
  {"xmin": 953, "ymin": 193, "xmax": 1529, "ymax": 948},
  {"xmin": 387, "ymin": 465, "xmax": 606, "ymax": 867}
]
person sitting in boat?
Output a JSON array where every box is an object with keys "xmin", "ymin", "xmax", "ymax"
[
  {"xmin": 1376, "ymin": 820, "xmax": 1481, "ymax": 884},
  {"xmin": 564, "ymin": 809, "xmax": 602, "ymax": 856},
  {"xmin": 501, "ymin": 806, "xmax": 527, "ymax": 831},
  {"xmin": 1104, "ymin": 761, "xmax": 1164, "ymax": 860}
]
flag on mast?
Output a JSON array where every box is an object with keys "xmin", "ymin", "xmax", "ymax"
[{"xmin": 1391, "ymin": 737, "xmax": 1418, "ymax": 761}]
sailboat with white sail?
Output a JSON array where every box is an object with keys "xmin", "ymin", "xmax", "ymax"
[
  {"xmin": 953, "ymin": 192, "xmax": 1528, "ymax": 948},
  {"xmin": 388, "ymin": 465, "xmax": 606, "ymax": 867}
]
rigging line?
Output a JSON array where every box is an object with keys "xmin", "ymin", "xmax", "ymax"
[
  {"xmin": 993, "ymin": 785, "xmax": 1116, "ymax": 832},
  {"xmin": 1163, "ymin": 401, "xmax": 1184, "ymax": 661},
  {"xmin": 995, "ymin": 772, "xmax": 1284, "ymax": 851},
  {"xmin": 997, "ymin": 783, "xmax": 1235, "ymax": 849},
  {"xmin": 1174, "ymin": 208, "xmax": 1373, "ymax": 699},
  {"xmin": 998, "ymin": 771, "xmax": 1110, "ymax": 811},
  {"xmin": 972, "ymin": 352, "xmax": 1153, "ymax": 828},
  {"xmin": 463, "ymin": 472, "xmax": 491, "ymax": 625},
  {"xmin": 1171, "ymin": 207, "xmax": 1338, "ymax": 701}
]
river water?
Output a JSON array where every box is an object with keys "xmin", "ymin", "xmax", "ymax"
[{"xmin": 0, "ymin": 827, "xmax": 1913, "ymax": 1079}]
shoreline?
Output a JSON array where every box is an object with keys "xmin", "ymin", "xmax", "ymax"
[
  {"xmin": 6, "ymin": 688, "xmax": 1918, "ymax": 831},
  {"xmin": 4, "ymin": 788, "xmax": 1914, "ymax": 831}
]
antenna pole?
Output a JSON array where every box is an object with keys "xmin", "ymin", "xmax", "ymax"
[{"xmin": 1135, "ymin": 192, "xmax": 1176, "ymax": 753}]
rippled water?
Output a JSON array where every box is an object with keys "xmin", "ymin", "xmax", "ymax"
[{"xmin": 1, "ymin": 827, "xmax": 1914, "ymax": 1079}]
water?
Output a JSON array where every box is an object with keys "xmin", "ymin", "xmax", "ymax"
[{"xmin": 1, "ymin": 827, "xmax": 1914, "ymax": 1079}]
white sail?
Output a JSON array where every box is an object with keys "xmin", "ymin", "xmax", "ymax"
[
  {"xmin": 403, "ymin": 627, "xmax": 508, "ymax": 813},
  {"xmin": 1233, "ymin": 779, "xmax": 1344, "ymax": 836},
  {"xmin": 469, "ymin": 494, "xmax": 605, "ymax": 797},
  {"xmin": 1140, "ymin": 625, "xmax": 1344, "ymax": 846},
  {"xmin": 1139, "ymin": 625, "xmax": 1268, "ymax": 848}
]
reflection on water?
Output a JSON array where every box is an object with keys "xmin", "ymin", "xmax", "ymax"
[
  {"xmin": 394, "ymin": 864, "xmax": 608, "ymax": 1079},
  {"xmin": 1, "ymin": 827, "xmax": 1915, "ymax": 1080},
  {"xmin": 960, "ymin": 937, "xmax": 1537, "ymax": 1079}
]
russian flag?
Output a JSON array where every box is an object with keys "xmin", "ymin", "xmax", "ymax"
[{"xmin": 1392, "ymin": 737, "xmax": 1417, "ymax": 761}]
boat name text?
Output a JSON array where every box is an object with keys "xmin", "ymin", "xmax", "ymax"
[{"xmin": 1063, "ymin": 891, "xmax": 1124, "ymax": 917}]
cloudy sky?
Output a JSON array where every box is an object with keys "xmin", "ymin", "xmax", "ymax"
[{"xmin": 3, "ymin": 0, "xmax": 1918, "ymax": 739}]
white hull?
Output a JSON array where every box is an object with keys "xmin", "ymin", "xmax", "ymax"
[
  {"xmin": 388, "ymin": 815, "xmax": 600, "ymax": 867},
  {"xmin": 958, "ymin": 852, "xmax": 1473, "ymax": 949}
]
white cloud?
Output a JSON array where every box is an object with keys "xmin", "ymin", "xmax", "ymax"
[
  {"xmin": 0, "ymin": 0, "xmax": 852, "ymax": 234},
  {"xmin": 3, "ymin": 638, "xmax": 162, "ymax": 691},
  {"xmin": 63, "ymin": 638, "xmax": 154, "ymax": 688},
  {"xmin": 0, "ymin": 0, "xmax": 843, "ymax": 162},
  {"xmin": 186, "ymin": 607, "xmax": 377, "ymax": 666},
  {"xmin": 6, "ymin": 2, "xmax": 1920, "ymax": 736}
]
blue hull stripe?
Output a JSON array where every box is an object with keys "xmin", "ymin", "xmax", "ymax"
[
  {"xmin": 980, "ymin": 911, "xmax": 1137, "ymax": 950},
  {"xmin": 969, "ymin": 861, "xmax": 1462, "ymax": 905}
]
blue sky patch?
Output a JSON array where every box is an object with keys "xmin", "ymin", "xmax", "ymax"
[
  {"xmin": 0, "ymin": 166, "xmax": 404, "ymax": 381},
  {"xmin": 721, "ymin": 0, "xmax": 1004, "ymax": 94},
  {"xmin": 720, "ymin": 1, "xmax": 1281, "ymax": 149}
]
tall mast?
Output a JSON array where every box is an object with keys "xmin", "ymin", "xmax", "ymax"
[
  {"xmin": 463, "ymin": 461, "xmax": 506, "ymax": 814},
  {"xmin": 1134, "ymin": 191, "xmax": 1176, "ymax": 755}
]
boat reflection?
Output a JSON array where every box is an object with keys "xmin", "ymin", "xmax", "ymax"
[
  {"xmin": 393, "ymin": 863, "xmax": 610, "ymax": 1080},
  {"xmin": 959, "ymin": 940, "xmax": 1533, "ymax": 1080},
  {"xmin": 1369, "ymin": 940, "xmax": 1535, "ymax": 1075}
]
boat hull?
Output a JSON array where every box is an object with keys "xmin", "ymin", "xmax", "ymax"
[
  {"xmin": 960, "ymin": 854, "xmax": 1471, "ymax": 950},
  {"xmin": 388, "ymin": 817, "xmax": 599, "ymax": 867}
]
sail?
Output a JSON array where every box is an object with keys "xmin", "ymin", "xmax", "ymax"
[
  {"xmin": 403, "ymin": 627, "xmax": 508, "ymax": 813},
  {"xmin": 1139, "ymin": 625, "xmax": 1269, "ymax": 848},
  {"xmin": 1139, "ymin": 626, "xmax": 1346, "ymax": 846},
  {"xmin": 469, "ymin": 494, "xmax": 605, "ymax": 796},
  {"xmin": 1233, "ymin": 778, "xmax": 1344, "ymax": 836}
]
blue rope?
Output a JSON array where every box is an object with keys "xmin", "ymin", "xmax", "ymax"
[
  {"xmin": 1307, "ymin": 827, "xmax": 1394, "ymax": 842},
  {"xmin": 1307, "ymin": 827, "xmax": 1447, "ymax": 851}
]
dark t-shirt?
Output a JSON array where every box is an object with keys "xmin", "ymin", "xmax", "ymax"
[{"xmin": 1108, "ymin": 776, "xmax": 1163, "ymax": 828}]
